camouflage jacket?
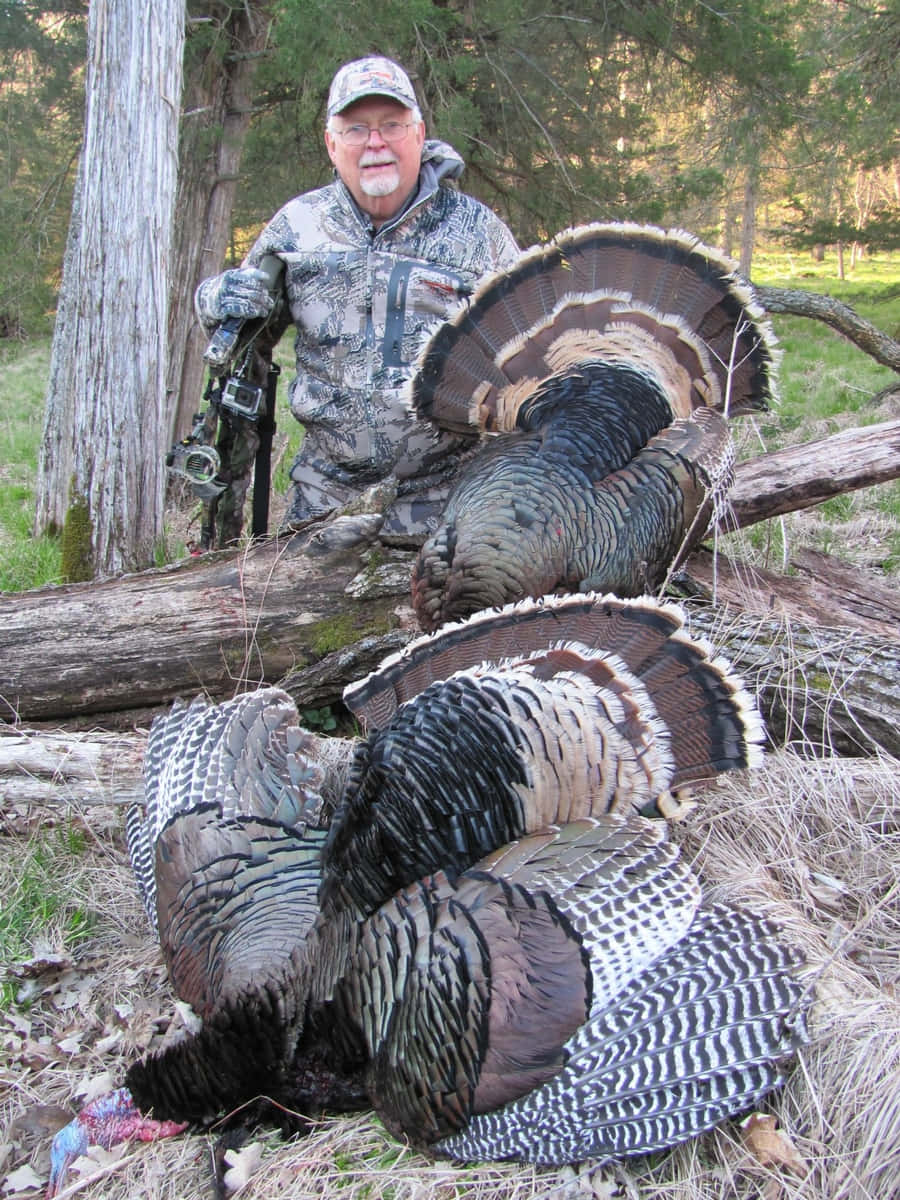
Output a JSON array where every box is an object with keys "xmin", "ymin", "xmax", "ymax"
[{"xmin": 226, "ymin": 141, "xmax": 520, "ymax": 533}]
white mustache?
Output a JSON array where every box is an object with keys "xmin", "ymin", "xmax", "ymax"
[{"xmin": 359, "ymin": 151, "xmax": 398, "ymax": 168}]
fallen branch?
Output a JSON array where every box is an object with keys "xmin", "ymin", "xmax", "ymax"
[
  {"xmin": 0, "ymin": 726, "xmax": 145, "ymax": 805},
  {"xmin": 756, "ymin": 285, "xmax": 900, "ymax": 373},
  {"xmin": 0, "ymin": 423, "xmax": 897, "ymax": 731},
  {"xmin": 726, "ymin": 417, "xmax": 900, "ymax": 528}
]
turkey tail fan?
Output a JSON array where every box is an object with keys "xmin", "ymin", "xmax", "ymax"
[
  {"xmin": 410, "ymin": 222, "xmax": 777, "ymax": 435},
  {"xmin": 327, "ymin": 597, "xmax": 763, "ymax": 916},
  {"xmin": 345, "ymin": 593, "xmax": 687, "ymax": 731},
  {"xmin": 343, "ymin": 593, "xmax": 764, "ymax": 787},
  {"xmin": 127, "ymin": 688, "xmax": 328, "ymax": 932}
]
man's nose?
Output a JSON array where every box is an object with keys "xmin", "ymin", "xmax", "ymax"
[{"xmin": 365, "ymin": 126, "xmax": 388, "ymax": 147}]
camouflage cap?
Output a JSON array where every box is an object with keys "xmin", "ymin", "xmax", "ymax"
[{"xmin": 327, "ymin": 56, "xmax": 418, "ymax": 119}]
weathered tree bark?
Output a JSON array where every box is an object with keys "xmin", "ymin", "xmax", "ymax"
[
  {"xmin": 678, "ymin": 548, "xmax": 900, "ymax": 757},
  {"xmin": 726, "ymin": 417, "xmax": 900, "ymax": 528},
  {"xmin": 34, "ymin": 0, "xmax": 184, "ymax": 577},
  {"xmin": 685, "ymin": 546, "xmax": 900, "ymax": 639},
  {"xmin": 755, "ymin": 285, "xmax": 900, "ymax": 373},
  {"xmin": 739, "ymin": 168, "xmax": 757, "ymax": 278},
  {"xmin": 167, "ymin": 3, "xmax": 274, "ymax": 443},
  {"xmin": 0, "ymin": 727, "xmax": 146, "ymax": 806},
  {"xmin": 0, "ymin": 519, "xmax": 413, "ymax": 726}
]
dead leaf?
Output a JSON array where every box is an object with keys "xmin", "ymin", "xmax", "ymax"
[
  {"xmin": 6, "ymin": 952, "xmax": 72, "ymax": 980},
  {"xmin": 2, "ymin": 1163, "xmax": 44, "ymax": 1194},
  {"xmin": 173, "ymin": 1000, "xmax": 202, "ymax": 1035},
  {"xmin": 74, "ymin": 1071, "xmax": 116, "ymax": 1102},
  {"xmin": 56, "ymin": 1033, "xmax": 84, "ymax": 1055},
  {"xmin": 222, "ymin": 1142, "xmax": 264, "ymax": 1194},
  {"xmin": 95, "ymin": 1029, "xmax": 123, "ymax": 1054},
  {"xmin": 741, "ymin": 1113, "xmax": 807, "ymax": 1175},
  {"xmin": 2, "ymin": 1014, "xmax": 31, "ymax": 1038},
  {"xmin": 7, "ymin": 1105, "xmax": 72, "ymax": 1143}
]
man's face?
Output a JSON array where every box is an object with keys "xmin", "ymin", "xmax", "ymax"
[{"xmin": 325, "ymin": 96, "xmax": 425, "ymax": 224}]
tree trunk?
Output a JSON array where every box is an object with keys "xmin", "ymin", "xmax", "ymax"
[
  {"xmin": 167, "ymin": 3, "xmax": 274, "ymax": 444},
  {"xmin": 34, "ymin": 0, "xmax": 184, "ymax": 578},
  {"xmin": 739, "ymin": 169, "xmax": 756, "ymax": 277}
]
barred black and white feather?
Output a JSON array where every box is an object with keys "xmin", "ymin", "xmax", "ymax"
[
  {"xmin": 323, "ymin": 819, "xmax": 806, "ymax": 1161},
  {"xmin": 126, "ymin": 689, "xmax": 328, "ymax": 934},
  {"xmin": 122, "ymin": 689, "xmax": 365, "ymax": 1122}
]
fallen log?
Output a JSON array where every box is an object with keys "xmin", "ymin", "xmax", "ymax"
[
  {"xmin": 677, "ymin": 550, "xmax": 900, "ymax": 757},
  {"xmin": 0, "ymin": 726, "xmax": 145, "ymax": 806},
  {"xmin": 726, "ymin": 417, "xmax": 900, "ymax": 528},
  {"xmin": 0, "ymin": 516, "xmax": 413, "ymax": 726},
  {"xmin": 684, "ymin": 546, "xmax": 900, "ymax": 638},
  {"xmin": 0, "ymin": 423, "xmax": 897, "ymax": 740}
]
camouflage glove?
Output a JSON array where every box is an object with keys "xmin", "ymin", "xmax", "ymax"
[{"xmin": 195, "ymin": 266, "xmax": 277, "ymax": 325}]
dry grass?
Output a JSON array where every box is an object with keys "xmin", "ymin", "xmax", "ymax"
[{"xmin": 2, "ymin": 745, "xmax": 899, "ymax": 1200}]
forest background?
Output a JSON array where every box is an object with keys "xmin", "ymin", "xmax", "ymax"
[
  {"xmin": 0, "ymin": 0, "xmax": 898, "ymax": 583},
  {"xmin": 2, "ymin": 0, "xmax": 897, "ymax": 339},
  {"xmin": 1, "ymin": 9, "xmax": 899, "ymax": 1197}
]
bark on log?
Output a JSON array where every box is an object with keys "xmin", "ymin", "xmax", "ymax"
[
  {"xmin": 1, "ymin": 424, "xmax": 898, "ymax": 754},
  {"xmin": 678, "ymin": 549, "xmax": 900, "ymax": 758},
  {"xmin": 0, "ymin": 727, "xmax": 145, "ymax": 806},
  {"xmin": 0, "ymin": 518, "xmax": 414, "ymax": 726},
  {"xmin": 685, "ymin": 604, "xmax": 899, "ymax": 758},
  {"xmin": 726, "ymin": 418, "xmax": 900, "ymax": 528}
]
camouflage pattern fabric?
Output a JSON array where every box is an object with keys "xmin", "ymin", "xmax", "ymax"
[
  {"xmin": 197, "ymin": 348, "xmax": 272, "ymax": 550},
  {"xmin": 204, "ymin": 411, "xmax": 261, "ymax": 548},
  {"xmin": 197, "ymin": 141, "xmax": 519, "ymax": 544}
]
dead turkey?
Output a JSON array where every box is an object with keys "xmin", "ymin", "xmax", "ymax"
[
  {"xmin": 408, "ymin": 222, "xmax": 778, "ymax": 630},
  {"xmin": 47, "ymin": 594, "xmax": 807, "ymax": 1196}
]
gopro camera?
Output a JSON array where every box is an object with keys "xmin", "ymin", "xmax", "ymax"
[{"xmin": 220, "ymin": 376, "xmax": 266, "ymax": 421}]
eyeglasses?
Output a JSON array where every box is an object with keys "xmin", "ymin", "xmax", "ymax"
[{"xmin": 334, "ymin": 120, "xmax": 416, "ymax": 147}]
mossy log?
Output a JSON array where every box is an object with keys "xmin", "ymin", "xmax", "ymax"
[{"xmin": 0, "ymin": 518, "xmax": 413, "ymax": 727}]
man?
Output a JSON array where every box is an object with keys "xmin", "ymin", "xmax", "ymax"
[{"xmin": 196, "ymin": 55, "xmax": 519, "ymax": 545}]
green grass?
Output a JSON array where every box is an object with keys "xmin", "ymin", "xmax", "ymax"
[
  {"xmin": 0, "ymin": 339, "xmax": 63, "ymax": 590},
  {"xmin": 723, "ymin": 250, "xmax": 900, "ymax": 575},
  {"xmin": 751, "ymin": 250, "xmax": 900, "ymax": 437},
  {"xmin": 0, "ymin": 823, "xmax": 97, "ymax": 1008}
]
